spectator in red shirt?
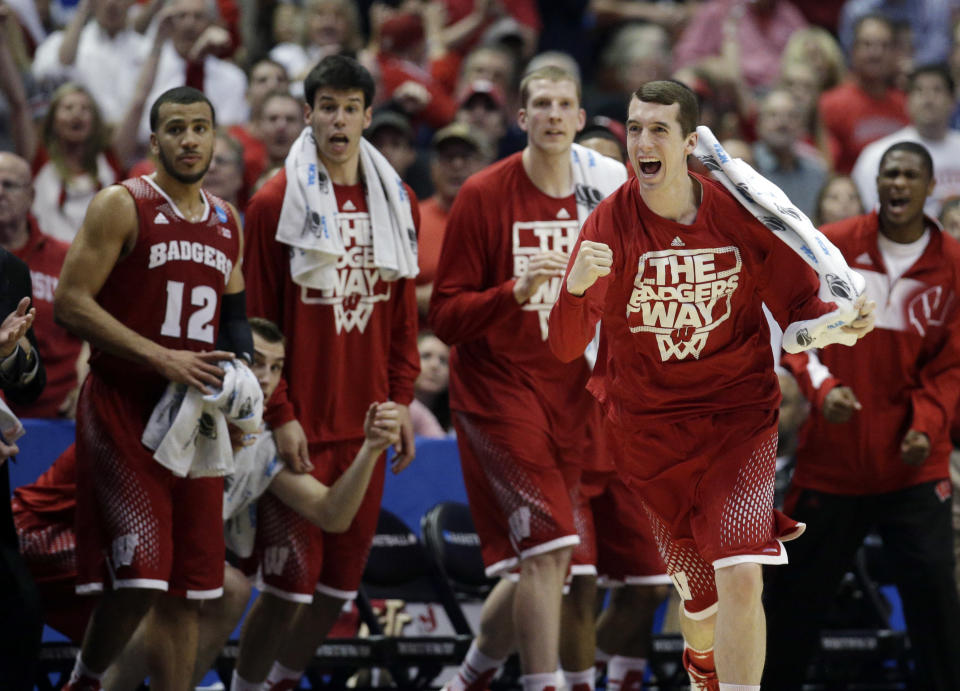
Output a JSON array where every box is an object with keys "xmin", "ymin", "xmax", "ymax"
[
  {"xmin": 0, "ymin": 151, "xmax": 83, "ymax": 419},
  {"xmin": 416, "ymin": 122, "xmax": 492, "ymax": 319},
  {"xmin": 819, "ymin": 14, "xmax": 909, "ymax": 173}
]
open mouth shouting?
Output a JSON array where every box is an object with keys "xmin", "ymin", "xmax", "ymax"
[
  {"xmin": 885, "ymin": 195, "xmax": 911, "ymax": 214},
  {"xmin": 328, "ymin": 132, "xmax": 350, "ymax": 154},
  {"xmin": 637, "ymin": 157, "xmax": 662, "ymax": 177}
]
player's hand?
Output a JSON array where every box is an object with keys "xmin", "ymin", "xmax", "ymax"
[
  {"xmin": 228, "ymin": 423, "xmax": 255, "ymax": 452},
  {"xmin": 841, "ymin": 295, "xmax": 876, "ymax": 339},
  {"xmin": 274, "ymin": 418, "xmax": 312, "ymax": 473},
  {"xmin": 566, "ymin": 241, "xmax": 612, "ymax": 297},
  {"xmin": 152, "ymin": 348, "xmax": 233, "ymax": 394},
  {"xmin": 363, "ymin": 402, "xmax": 401, "ymax": 453},
  {"xmin": 187, "ymin": 24, "xmax": 231, "ymax": 61},
  {"xmin": 390, "ymin": 403, "xmax": 416, "ymax": 474},
  {"xmin": 0, "ymin": 297, "xmax": 35, "ymax": 358},
  {"xmin": 822, "ymin": 385, "xmax": 861, "ymax": 424},
  {"xmin": 514, "ymin": 250, "xmax": 569, "ymax": 304},
  {"xmin": 901, "ymin": 429, "xmax": 931, "ymax": 466}
]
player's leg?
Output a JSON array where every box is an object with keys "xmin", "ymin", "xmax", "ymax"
[
  {"xmin": 442, "ymin": 577, "xmax": 517, "ymax": 691},
  {"xmin": 191, "ymin": 564, "xmax": 253, "ymax": 685},
  {"xmin": 878, "ymin": 480, "xmax": 960, "ymax": 690},
  {"xmin": 713, "ymin": 562, "xmax": 765, "ymax": 683},
  {"xmin": 233, "ymin": 444, "xmax": 343, "ymax": 689},
  {"xmin": 261, "ymin": 441, "xmax": 386, "ymax": 689},
  {"xmin": 560, "ymin": 573, "xmax": 598, "ymax": 687},
  {"xmin": 515, "ymin": 544, "xmax": 574, "ymax": 678},
  {"xmin": 597, "ymin": 584, "xmax": 671, "ymax": 691}
]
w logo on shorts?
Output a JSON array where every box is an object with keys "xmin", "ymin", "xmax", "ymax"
[
  {"xmin": 112, "ymin": 533, "xmax": 139, "ymax": 568},
  {"xmin": 508, "ymin": 506, "xmax": 532, "ymax": 547},
  {"xmin": 263, "ymin": 545, "xmax": 290, "ymax": 576}
]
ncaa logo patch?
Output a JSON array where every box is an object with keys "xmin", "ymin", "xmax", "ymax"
[{"xmin": 215, "ymin": 205, "xmax": 229, "ymax": 223}]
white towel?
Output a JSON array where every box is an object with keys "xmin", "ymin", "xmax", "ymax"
[
  {"xmin": 142, "ymin": 359, "xmax": 264, "ymax": 478},
  {"xmin": 223, "ymin": 430, "xmax": 283, "ymax": 558},
  {"xmin": 276, "ymin": 126, "xmax": 418, "ymax": 290},
  {"xmin": 692, "ymin": 127, "xmax": 866, "ymax": 354},
  {"xmin": 0, "ymin": 396, "xmax": 24, "ymax": 445},
  {"xmin": 570, "ymin": 143, "xmax": 628, "ymax": 368}
]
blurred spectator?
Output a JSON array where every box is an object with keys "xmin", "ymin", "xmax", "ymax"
[
  {"xmin": 454, "ymin": 78, "xmax": 518, "ymax": 159},
  {"xmin": 365, "ymin": 108, "xmax": 431, "ymax": 198},
  {"xmin": 256, "ymin": 91, "xmax": 303, "ymax": 176},
  {"xmin": 781, "ymin": 26, "xmax": 846, "ymax": 92},
  {"xmin": 587, "ymin": 22, "xmax": 671, "ymax": 122},
  {"xmin": 720, "ymin": 137, "xmax": 756, "ymax": 167},
  {"xmin": 5, "ymin": 0, "xmax": 46, "ymax": 56},
  {"xmin": 376, "ymin": 11, "xmax": 457, "ymax": 129},
  {"xmin": 575, "ymin": 116, "xmax": 626, "ymax": 163},
  {"xmin": 228, "ymin": 59, "xmax": 290, "ymax": 201},
  {"xmin": 269, "ymin": 0, "xmax": 363, "ymax": 85},
  {"xmin": 672, "ymin": 65, "xmax": 743, "ymax": 140},
  {"xmin": 417, "ymin": 122, "xmax": 491, "ymax": 319},
  {"xmin": 203, "ymin": 130, "xmax": 245, "ymax": 211},
  {"xmin": 839, "ymin": 0, "xmax": 952, "ymax": 67},
  {"xmin": 589, "ymin": 0, "xmax": 693, "ymax": 33},
  {"xmin": 674, "ymin": 0, "xmax": 807, "ymax": 92},
  {"xmin": 778, "ymin": 58, "xmax": 836, "ymax": 166},
  {"xmin": 852, "ymin": 64, "xmax": 960, "ymax": 217},
  {"xmin": 814, "ymin": 174, "xmax": 864, "ymax": 226},
  {"xmin": 135, "ymin": 0, "xmax": 248, "ymax": 144},
  {"xmin": 525, "ymin": 50, "xmax": 581, "ymax": 82},
  {"xmin": 412, "ymin": 331, "xmax": 450, "ymax": 437},
  {"xmin": 6, "ymin": 81, "xmax": 125, "ymax": 243},
  {"xmin": 941, "ymin": 195, "xmax": 960, "ymax": 241},
  {"xmin": 0, "ymin": 152, "xmax": 83, "ymax": 419},
  {"xmin": 31, "ymin": 0, "xmax": 148, "ymax": 127},
  {"xmin": 753, "ymin": 88, "xmax": 828, "ymax": 218},
  {"xmin": 819, "ymin": 14, "xmax": 909, "ymax": 173},
  {"xmin": 458, "ymin": 43, "xmax": 518, "ymax": 110}
]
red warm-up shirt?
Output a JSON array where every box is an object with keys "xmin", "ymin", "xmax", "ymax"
[
  {"xmin": 548, "ymin": 173, "xmax": 834, "ymax": 429},
  {"xmin": 243, "ymin": 169, "xmax": 420, "ymax": 446},
  {"xmin": 10, "ymin": 219, "xmax": 83, "ymax": 418},
  {"xmin": 819, "ymin": 81, "xmax": 909, "ymax": 174},
  {"xmin": 428, "ymin": 153, "xmax": 598, "ymax": 455},
  {"xmin": 782, "ymin": 214, "xmax": 960, "ymax": 494}
]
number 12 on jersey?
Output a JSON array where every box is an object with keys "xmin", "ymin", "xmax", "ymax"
[{"xmin": 160, "ymin": 280, "xmax": 217, "ymax": 343}]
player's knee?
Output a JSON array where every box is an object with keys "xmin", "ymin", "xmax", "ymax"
[
  {"xmin": 564, "ymin": 574, "xmax": 598, "ymax": 617},
  {"xmin": 521, "ymin": 546, "xmax": 573, "ymax": 580},
  {"xmin": 612, "ymin": 583, "xmax": 670, "ymax": 612},
  {"xmin": 715, "ymin": 562, "xmax": 763, "ymax": 605},
  {"xmin": 223, "ymin": 566, "xmax": 254, "ymax": 618}
]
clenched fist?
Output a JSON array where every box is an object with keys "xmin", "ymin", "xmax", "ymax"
[{"xmin": 567, "ymin": 241, "xmax": 613, "ymax": 296}]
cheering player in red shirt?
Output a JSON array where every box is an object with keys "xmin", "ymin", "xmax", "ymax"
[
  {"xmin": 548, "ymin": 80, "xmax": 875, "ymax": 690},
  {"xmin": 53, "ymin": 86, "xmax": 248, "ymax": 691}
]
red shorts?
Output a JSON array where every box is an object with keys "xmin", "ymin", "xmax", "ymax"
[
  {"xmin": 570, "ymin": 469, "xmax": 669, "ymax": 586},
  {"xmin": 612, "ymin": 409, "xmax": 802, "ymax": 617},
  {"xmin": 12, "ymin": 499, "xmax": 94, "ymax": 642},
  {"xmin": 253, "ymin": 439, "xmax": 386, "ymax": 602},
  {"xmin": 75, "ymin": 375, "xmax": 225, "ymax": 599},
  {"xmin": 453, "ymin": 412, "xmax": 580, "ymax": 577}
]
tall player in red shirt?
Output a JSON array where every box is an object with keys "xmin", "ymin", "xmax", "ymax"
[
  {"xmin": 53, "ymin": 87, "xmax": 248, "ymax": 691},
  {"xmin": 548, "ymin": 81, "xmax": 875, "ymax": 690},
  {"xmin": 430, "ymin": 67, "xmax": 667, "ymax": 691},
  {"xmin": 234, "ymin": 55, "xmax": 420, "ymax": 691}
]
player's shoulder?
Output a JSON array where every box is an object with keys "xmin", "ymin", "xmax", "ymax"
[
  {"xmin": 819, "ymin": 212, "xmax": 875, "ymax": 251},
  {"xmin": 248, "ymin": 168, "xmax": 288, "ymax": 211},
  {"xmin": 461, "ymin": 153, "xmax": 523, "ymax": 194}
]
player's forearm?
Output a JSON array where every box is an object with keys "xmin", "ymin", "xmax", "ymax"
[
  {"xmin": 57, "ymin": 0, "xmax": 91, "ymax": 66},
  {"xmin": 547, "ymin": 289, "xmax": 597, "ymax": 363},
  {"xmin": 53, "ymin": 292, "xmax": 167, "ymax": 371},
  {"xmin": 428, "ymin": 280, "xmax": 521, "ymax": 345},
  {"xmin": 312, "ymin": 440, "xmax": 383, "ymax": 533}
]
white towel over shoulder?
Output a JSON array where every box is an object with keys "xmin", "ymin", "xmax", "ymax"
[
  {"xmin": 693, "ymin": 126, "xmax": 866, "ymax": 354},
  {"xmin": 142, "ymin": 359, "xmax": 264, "ymax": 478},
  {"xmin": 276, "ymin": 126, "xmax": 418, "ymax": 290}
]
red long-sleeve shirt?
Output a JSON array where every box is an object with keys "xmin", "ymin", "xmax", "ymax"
[
  {"xmin": 782, "ymin": 214, "xmax": 960, "ymax": 494},
  {"xmin": 428, "ymin": 153, "xmax": 598, "ymax": 454},
  {"xmin": 548, "ymin": 173, "xmax": 834, "ymax": 428},
  {"xmin": 244, "ymin": 169, "xmax": 420, "ymax": 446}
]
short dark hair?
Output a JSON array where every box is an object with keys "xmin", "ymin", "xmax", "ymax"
[
  {"xmin": 519, "ymin": 65, "xmax": 581, "ymax": 108},
  {"xmin": 304, "ymin": 54, "xmax": 375, "ymax": 110},
  {"xmin": 150, "ymin": 87, "xmax": 216, "ymax": 132},
  {"xmin": 908, "ymin": 62, "xmax": 955, "ymax": 95},
  {"xmin": 632, "ymin": 80, "xmax": 699, "ymax": 135},
  {"xmin": 879, "ymin": 141, "xmax": 934, "ymax": 181},
  {"xmin": 249, "ymin": 316, "xmax": 285, "ymax": 346}
]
